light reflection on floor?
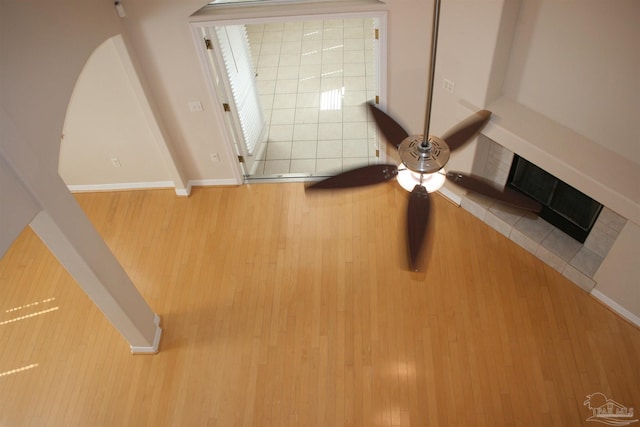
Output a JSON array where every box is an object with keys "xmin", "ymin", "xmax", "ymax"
[{"xmin": 0, "ymin": 363, "xmax": 39, "ymax": 378}]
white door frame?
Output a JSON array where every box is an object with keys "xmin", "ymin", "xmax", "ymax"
[{"xmin": 190, "ymin": 9, "xmax": 388, "ymax": 182}]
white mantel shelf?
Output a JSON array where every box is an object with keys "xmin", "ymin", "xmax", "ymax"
[{"xmin": 462, "ymin": 97, "xmax": 640, "ymax": 225}]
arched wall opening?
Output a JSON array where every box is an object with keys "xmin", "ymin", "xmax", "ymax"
[{"xmin": 59, "ymin": 35, "xmax": 183, "ymax": 193}]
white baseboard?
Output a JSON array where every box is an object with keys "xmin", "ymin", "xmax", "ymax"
[
  {"xmin": 175, "ymin": 182, "xmax": 191, "ymax": 197},
  {"xmin": 187, "ymin": 178, "xmax": 240, "ymax": 188},
  {"xmin": 67, "ymin": 179, "xmax": 239, "ymax": 197},
  {"xmin": 67, "ymin": 181, "xmax": 175, "ymax": 193},
  {"xmin": 130, "ymin": 314, "xmax": 162, "ymax": 354},
  {"xmin": 591, "ymin": 289, "xmax": 640, "ymax": 328},
  {"xmin": 437, "ymin": 186, "xmax": 463, "ymax": 205}
]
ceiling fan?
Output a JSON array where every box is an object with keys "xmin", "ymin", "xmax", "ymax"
[{"xmin": 306, "ymin": 0, "xmax": 542, "ymax": 271}]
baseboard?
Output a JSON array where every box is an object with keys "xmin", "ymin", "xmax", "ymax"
[
  {"xmin": 67, "ymin": 179, "xmax": 238, "ymax": 196},
  {"xmin": 591, "ymin": 289, "xmax": 640, "ymax": 328},
  {"xmin": 130, "ymin": 314, "xmax": 162, "ymax": 354},
  {"xmin": 187, "ymin": 178, "xmax": 240, "ymax": 188},
  {"xmin": 67, "ymin": 181, "xmax": 175, "ymax": 193},
  {"xmin": 175, "ymin": 182, "xmax": 191, "ymax": 197},
  {"xmin": 437, "ymin": 186, "xmax": 462, "ymax": 205}
]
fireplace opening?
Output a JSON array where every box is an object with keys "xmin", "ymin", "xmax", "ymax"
[{"xmin": 506, "ymin": 155, "xmax": 603, "ymax": 243}]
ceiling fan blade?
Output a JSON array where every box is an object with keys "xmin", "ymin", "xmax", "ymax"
[
  {"xmin": 368, "ymin": 102, "xmax": 410, "ymax": 149},
  {"xmin": 306, "ymin": 164, "xmax": 398, "ymax": 190},
  {"xmin": 441, "ymin": 110, "xmax": 492, "ymax": 152},
  {"xmin": 406, "ymin": 184, "xmax": 432, "ymax": 272},
  {"xmin": 446, "ymin": 171, "xmax": 542, "ymax": 212}
]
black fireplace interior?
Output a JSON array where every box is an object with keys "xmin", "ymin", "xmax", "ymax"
[{"xmin": 506, "ymin": 155, "xmax": 603, "ymax": 243}]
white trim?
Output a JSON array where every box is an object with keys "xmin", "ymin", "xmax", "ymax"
[
  {"xmin": 190, "ymin": 7, "xmax": 388, "ymax": 181},
  {"xmin": 437, "ymin": 186, "xmax": 462, "ymax": 206},
  {"xmin": 190, "ymin": 26, "xmax": 245, "ymax": 185},
  {"xmin": 66, "ymin": 179, "xmax": 239, "ymax": 196},
  {"xmin": 188, "ymin": 178, "xmax": 240, "ymax": 187},
  {"xmin": 67, "ymin": 181, "xmax": 175, "ymax": 193},
  {"xmin": 130, "ymin": 314, "xmax": 162, "ymax": 354},
  {"xmin": 175, "ymin": 183, "xmax": 192, "ymax": 197},
  {"xmin": 591, "ymin": 290, "xmax": 640, "ymax": 328}
]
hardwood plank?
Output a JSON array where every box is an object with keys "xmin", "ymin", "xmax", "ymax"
[{"xmin": 0, "ymin": 183, "xmax": 638, "ymax": 426}]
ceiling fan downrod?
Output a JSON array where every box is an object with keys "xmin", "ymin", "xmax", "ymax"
[{"xmin": 421, "ymin": 0, "xmax": 442, "ymax": 150}]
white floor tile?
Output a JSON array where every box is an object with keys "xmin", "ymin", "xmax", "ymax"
[
  {"xmin": 318, "ymin": 109, "xmax": 343, "ymax": 123},
  {"xmin": 343, "ymin": 139, "xmax": 368, "ymax": 157},
  {"xmin": 300, "ymin": 52, "xmax": 322, "ymax": 65},
  {"xmin": 290, "ymin": 159, "xmax": 316, "ymax": 173},
  {"xmin": 294, "ymin": 108, "xmax": 319, "ymax": 124},
  {"xmin": 343, "ymin": 122, "xmax": 368, "ymax": 140},
  {"xmin": 316, "ymin": 139, "xmax": 343, "ymax": 158},
  {"xmin": 266, "ymin": 141, "xmax": 292, "ymax": 159},
  {"xmin": 279, "ymin": 54, "xmax": 302, "ymax": 66},
  {"xmin": 293, "ymin": 123, "xmax": 318, "ymax": 140},
  {"xmin": 342, "ymin": 157, "xmax": 369, "ymax": 169},
  {"xmin": 298, "ymin": 64, "xmax": 322, "ymax": 79},
  {"xmin": 281, "ymin": 41, "xmax": 302, "ymax": 54},
  {"xmin": 344, "ymin": 50, "xmax": 365, "ymax": 63},
  {"xmin": 316, "ymin": 158, "xmax": 342, "ymax": 174},
  {"xmin": 291, "ymin": 141, "xmax": 318, "ymax": 159},
  {"xmin": 244, "ymin": 17, "xmax": 375, "ymax": 179},
  {"xmin": 343, "ymin": 90, "xmax": 368, "ymax": 106},
  {"xmin": 343, "ymin": 63, "xmax": 366, "ymax": 77},
  {"xmin": 263, "ymin": 31, "xmax": 283, "ymax": 43},
  {"xmin": 270, "ymin": 109, "xmax": 296, "ymax": 125},
  {"xmin": 256, "ymin": 67, "xmax": 278, "ymax": 80},
  {"xmin": 258, "ymin": 54, "xmax": 280, "ymax": 67},
  {"xmin": 343, "ymin": 105, "xmax": 368, "ymax": 122},
  {"xmin": 263, "ymin": 159, "xmax": 290, "ymax": 175},
  {"xmin": 318, "ymin": 123, "xmax": 343, "ymax": 140},
  {"xmin": 273, "ymin": 94, "xmax": 297, "ymax": 109},
  {"xmin": 277, "ymin": 66, "xmax": 300, "ymax": 80},
  {"xmin": 268, "ymin": 125, "xmax": 294, "ymax": 142},
  {"xmin": 275, "ymin": 79, "xmax": 298, "ymax": 94},
  {"xmin": 260, "ymin": 42, "xmax": 282, "ymax": 55},
  {"xmin": 296, "ymin": 93, "xmax": 320, "ymax": 108},
  {"xmin": 297, "ymin": 78, "xmax": 321, "ymax": 92},
  {"xmin": 257, "ymin": 80, "xmax": 276, "ymax": 94}
]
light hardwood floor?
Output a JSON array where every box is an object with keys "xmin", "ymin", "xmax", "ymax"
[{"xmin": 1, "ymin": 183, "xmax": 638, "ymax": 426}]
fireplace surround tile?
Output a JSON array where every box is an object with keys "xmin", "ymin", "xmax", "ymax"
[
  {"xmin": 488, "ymin": 202, "xmax": 525, "ymax": 226},
  {"xmin": 484, "ymin": 210, "xmax": 514, "ymax": 238},
  {"xmin": 540, "ymin": 228, "xmax": 582, "ymax": 261},
  {"xmin": 597, "ymin": 207, "xmax": 627, "ymax": 234},
  {"xmin": 562, "ymin": 264, "xmax": 596, "ymax": 292},
  {"xmin": 509, "ymin": 227, "xmax": 539, "ymax": 254},
  {"xmin": 534, "ymin": 244, "xmax": 567, "ymax": 273},
  {"xmin": 570, "ymin": 246, "xmax": 603, "ymax": 278},
  {"xmin": 458, "ymin": 135, "xmax": 628, "ymax": 294},
  {"xmin": 513, "ymin": 214, "xmax": 554, "ymax": 243},
  {"xmin": 457, "ymin": 191, "xmax": 625, "ymax": 294},
  {"xmin": 584, "ymin": 222, "xmax": 617, "ymax": 258},
  {"xmin": 460, "ymin": 191, "xmax": 493, "ymax": 221}
]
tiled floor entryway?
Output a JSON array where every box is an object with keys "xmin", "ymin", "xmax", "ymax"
[{"xmin": 245, "ymin": 18, "xmax": 379, "ymax": 178}]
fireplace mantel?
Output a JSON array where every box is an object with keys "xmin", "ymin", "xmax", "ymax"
[{"xmin": 460, "ymin": 97, "xmax": 639, "ymax": 226}]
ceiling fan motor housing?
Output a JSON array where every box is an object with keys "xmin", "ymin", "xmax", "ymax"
[{"xmin": 398, "ymin": 135, "xmax": 450, "ymax": 174}]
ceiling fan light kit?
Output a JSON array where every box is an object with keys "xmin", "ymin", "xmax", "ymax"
[{"xmin": 306, "ymin": 0, "xmax": 541, "ymax": 271}]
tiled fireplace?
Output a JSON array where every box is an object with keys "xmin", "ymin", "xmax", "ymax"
[{"xmin": 458, "ymin": 135, "xmax": 627, "ymax": 292}]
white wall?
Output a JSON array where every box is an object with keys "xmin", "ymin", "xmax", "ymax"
[
  {"xmin": 502, "ymin": 0, "xmax": 640, "ymax": 164},
  {"xmin": 593, "ymin": 221, "xmax": 640, "ymax": 322},
  {"xmin": 0, "ymin": 155, "xmax": 40, "ymax": 255},
  {"xmin": 118, "ymin": 0, "xmax": 240, "ymax": 182},
  {"xmin": 60, "ymin": 36, "xmax": 173, "ymax": 189}
]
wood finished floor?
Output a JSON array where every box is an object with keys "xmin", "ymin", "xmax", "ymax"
[{"xmin": 0, "ymin": 183, "xmax": 638, "ymax": 426}]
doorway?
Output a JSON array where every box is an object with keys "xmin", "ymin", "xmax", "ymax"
[{"xmin": 193, "ymin": 12, "xmax": 387, "ymax": 182}]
